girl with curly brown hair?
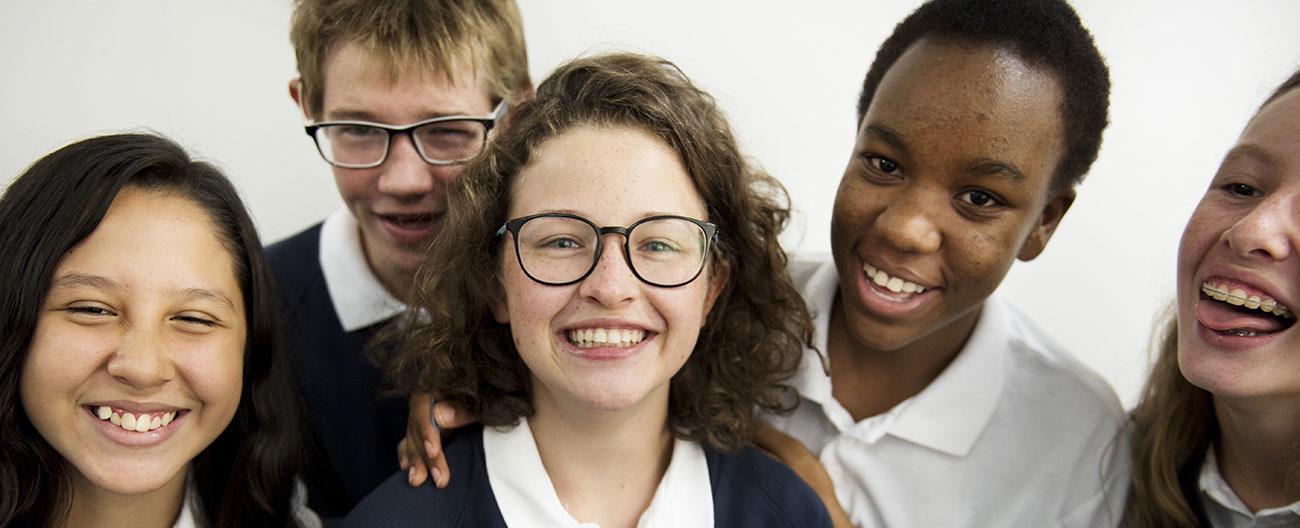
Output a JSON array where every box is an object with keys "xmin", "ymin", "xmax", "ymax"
[{"xmin": 345, "ymin": 53, "xmax": 831, "ymax": 527}]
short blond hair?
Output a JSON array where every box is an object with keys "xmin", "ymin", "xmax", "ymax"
[{"xmin": 290, "ymin": 0, "xmax": 530, "ymax": 119}]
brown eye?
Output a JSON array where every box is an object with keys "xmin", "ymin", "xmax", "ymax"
[
  {"xmin": 867, "ymin": 155, "xmax": 901, "ymax": 175},
  {"xmin": 1224, "ymin": 182, "xmax": 1262, "ymax": 198},
  {"xmin": 957, "ymin": 189, "xmax": 1002, "ymax": 208}
]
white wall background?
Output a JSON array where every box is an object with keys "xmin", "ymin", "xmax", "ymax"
[{"xmin": 2, "ymin": 1, "xmax": 1298, "ymax": 408}]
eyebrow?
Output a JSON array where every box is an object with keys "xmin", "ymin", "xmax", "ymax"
[
  {"xmin": 325, "ymin": 108, "xmax": 481, "ymax": 123},
  {"xmin": 1220, "ymin": 143, "xmax": 1279, "ymax": 169},
  {"xmin": 50, "ymin": 273, "xmax": 237, "ymax": 311},
  {"xmin": 51, "ymin": 273, "xmax": 121, "ymax": 292},
  {"xmin": 967, "ymin": 158, "xmax": 1026, "ymax": 183},
  {"xmin": 861, "ymin": 124, "xmax": 910, "ymax": 157}
]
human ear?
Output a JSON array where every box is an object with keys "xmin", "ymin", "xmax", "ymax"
[
  {"xmin": 288, "ymin": 78, "xmax": 312, "ymax": 120},
  {"xmin": 490, "ymin": 278, "xmax": 510, "ymax": 324},
  {"xmin": 1017, "ymin": 188, "xmax": 1075, "ymax": 261},
  {"xmin": 702, "ymin": 259, "xmax": 730, "ymax": 321}
]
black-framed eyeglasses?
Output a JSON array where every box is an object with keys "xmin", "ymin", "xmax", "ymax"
[
  {"xmin": 304, "ymin": 100, "xmax": 508, "ymax": 168},
  {"xmin": 495, "ymin": 213, "xmax": 719, "ymax": 288}
]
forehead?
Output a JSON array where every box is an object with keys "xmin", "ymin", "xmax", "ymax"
[
  {"xmin": 509, "ymin": 125, "xmax": 707, "ymax": 222},
  {"xmin": 865, "ymin": 38, "xmax": 1066, "ymax": 183},
  {"xmin": 1238, "ymin": 88, "xmax": 1300, "ymax": 166},
  {"xmin": 319, "ymin": 40, "xmax": 493, "ymax": 120},
  {"xmin": 55, "ymin": 188, "xmax": 241, "ymax": 303}
]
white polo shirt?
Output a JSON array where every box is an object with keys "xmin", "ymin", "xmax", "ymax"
[
  {"xmin": 484, "ymin": 418, "xmax": 714, "ymax": 527},
  {"xmin": 765, "ymin": 258, "xmax": 1130, "ymax": 527},
  {"xmin": 1199, "ymin": 447, "xmax": 1300, "ymax": 527},
  {"xmin": 318, "ymin": 208, "xmax": 406, "ymax": 331}
]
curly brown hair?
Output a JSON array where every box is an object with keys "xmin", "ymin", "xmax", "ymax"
[{"xmin": 384, "ymin": 52, "xmax": 813, "ymax": 451}]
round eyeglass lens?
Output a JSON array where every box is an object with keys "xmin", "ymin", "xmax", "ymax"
[
  {"xmin": 516, "ymin": 216, "xmax": 600, "ymax": 284},
  {"xmin": 628, "ymin": 218, "xmax": 708, "ymax": 285}
]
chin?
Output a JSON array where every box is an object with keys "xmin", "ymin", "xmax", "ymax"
[{"xmin": 79, "ymin": 460, "xmax": 187, "ymax": 496}]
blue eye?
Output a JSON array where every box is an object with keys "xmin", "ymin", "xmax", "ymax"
[
  {"xmin": 641, "ymin": 240, "xmax": 679, "ymax": 253},
  {"xmin": 543, "ymin": 237, "xmax": 582, "ymax": 250}
]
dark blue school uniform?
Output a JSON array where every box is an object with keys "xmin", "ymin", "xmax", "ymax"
[
  {"xmin": 267, "ymin": 224, "xmax": 408, "ymax": 523},
  {"xmin": 344, "ymin": 425, "xmax": 832, "ymax": 527}
]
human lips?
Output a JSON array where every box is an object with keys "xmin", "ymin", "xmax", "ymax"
[
  {"xmin": 84, "ymin": 401, "xmax": 189, "ymax": 446},
  {"xmin": 1195, "ymin": 273, "xmax": 1296, "ymax": 339},
  {"xmin": 559, "ymin": 320, "xmax": 656, "ymax": 360},
  {"xmin": 853, "ymin": 258, "xmax": 940, "ymax": 318},
  {"xmin": 374, "ymin": 210, "xmax": 443, "ymax": 244}
]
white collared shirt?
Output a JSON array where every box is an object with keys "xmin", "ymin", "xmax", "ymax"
[
  {"xmin": 1199, "ymin": 447, "xmax": 1300, "ymax": 527},
  {"xmin": 483, "ymin": 418, "xmax": 714, "ymax": 527},
  {"xmin": 319, "ymin": 208, "xmax": 406, "ymax": 331},
  {"xmin": 765, "ymin": 258, "xmax": 1130, "ymax": 527},
  {"xmin": 171, "ymin": 475, "xmax": 321, "ymax": 528}
]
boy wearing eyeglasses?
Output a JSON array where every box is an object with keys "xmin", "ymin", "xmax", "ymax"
[{"xmin": 265, "ymin": 0, "xmax": 531, "ymax": 522}]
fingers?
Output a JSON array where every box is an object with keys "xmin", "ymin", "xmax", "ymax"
[{"xmin": 397, "ymin": 437, "xmax": 430, "ymax": 487}]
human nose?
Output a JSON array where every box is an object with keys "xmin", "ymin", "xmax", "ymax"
[
  {"xmin": 1225, "ymin": 190, "xmax": 1300, "ymax": 261},
  {"xmin": 874, "ymin": 187, "xmax": 942, "ymax": 254},
  {"xmin": 376, "ymin": 132, "xmax": 438, "ymax": 197},
  {"xmin": 105, "ymin": 325, "xmax": 174, "ymax": 389},
  {"xmin": 577, "ymin": 234, "xmax": 638, "ymax": 307}
]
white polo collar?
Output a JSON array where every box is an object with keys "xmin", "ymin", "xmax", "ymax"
[
  {"xmin": 1199, "ymin": 446, "xmax": 1300, "ymax": 522},
  {"xmin": 790, "ymin": 260, "xmax": 1005, "ymax": 457},
  {"xmin": 319, "ymin": 208, "xmax": 406, "ymax": 332},
  {"xmin": 483, "ymin": 418, "xmax": 714, "ymax": 527}
]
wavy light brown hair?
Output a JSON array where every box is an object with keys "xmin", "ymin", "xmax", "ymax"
[
  {"xmin": 290, "ymin": 0, "xmax": 531, "ymax": 119},
  {"xmin": 385, "ymin": 53, "xmax": 813, "ymax": 451},
  {"xmin": 1126, "ymin": 68, "xmax": 1300, "ymax": 527}
]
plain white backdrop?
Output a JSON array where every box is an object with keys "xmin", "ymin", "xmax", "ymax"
[{"xmin": 2, "ymin": 1, "xmax": 1299, "ymax": 407}]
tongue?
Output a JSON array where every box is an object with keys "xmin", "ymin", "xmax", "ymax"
[{"xmin": 1196, "ymin": 299, "xmax": 1286, "ymax": 333}]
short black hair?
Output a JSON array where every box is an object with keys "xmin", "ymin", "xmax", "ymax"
[{"xmin": 857, "ymin": 0, "xmax": 1110, "ymax": 190}]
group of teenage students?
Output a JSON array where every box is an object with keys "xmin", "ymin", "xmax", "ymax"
[{"xmin": 0, "ymin": 0, "xmax": 1296, "ymax": 526}]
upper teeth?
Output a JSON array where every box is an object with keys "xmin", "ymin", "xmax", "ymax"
[
  {"xmin": 863, "ymin": 263, "xmax": 927, "ymax": 294},
  {"xmin": 1202, "ymin": 282, "xmax": 1293, "ymax": 319},
  {"xmin": 94, "ymin": 405, "xmax": 176, "ymax": 433},
  {"xmin": 567, "ymin": 328, "xmax": 646, "ymax": 348}
]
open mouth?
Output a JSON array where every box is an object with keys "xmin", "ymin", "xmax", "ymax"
[
  {"xmin": 87, "ymin": 405, "xmax": 186, "ymax": 434},
  {"xmin": 379, "ymin": 213, "xmax": 436, "ymax": 229},
  {"xmin": 863, "ymin": 262, "xmax": 931, "ymax": 302},
  {"xmin": 1199, "ymin": 281, "xmax": 1296, "ymax": 337},
  {"xmin": 564, "ymin": 328, "xmax": 649, "ymax": 349}
]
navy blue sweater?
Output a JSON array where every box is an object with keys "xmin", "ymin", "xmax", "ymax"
[
  {"xmin": 345, "ymin": 425, "xmax": 832, "ymax": 527},
  {"xmin": 267, "ymin": 224, "xmax": 408, "ymax": 523}
]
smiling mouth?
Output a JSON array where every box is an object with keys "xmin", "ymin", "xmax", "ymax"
[
  {"xmin": 1199, "ymin": 281, "xmax": 1296, "ymax": 337},
  {"xmin": 89, "ymin": 405, "xmax": 185, "ymax": 434},
  {"xmin": 379, "ymin": 213, "xmax": 437, "ymax": 229},
  {"xmin": 565, "ymin": 328, "xmax": 648, "ymax": 348}
]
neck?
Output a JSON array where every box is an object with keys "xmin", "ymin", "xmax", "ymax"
[
  {"xmin": 1214, "ymin": 395, "xmax": 1300, "ymax": 511},
  {"xmin": 361, "ymin": 245, "xmax": 412, "ymax": 303},
  {"xmin": 529, "ymin": 386, "xmax": 674, "ymax": 528},
  {"xmin": 63, "ymin": 467, "xmax": 187, "ymax": 528},
  {"xmin": 827, "ymin": 294, "xmax": 980, "ymax": 421}
]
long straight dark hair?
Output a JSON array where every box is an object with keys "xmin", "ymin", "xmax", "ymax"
[
  {"xmin": 1126, "ymin": 68, "xmax": 1300, "ymax": 527},
  {"xmin": 0, "ymin": 133, "xmax": 306, "ymax": 527}
]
